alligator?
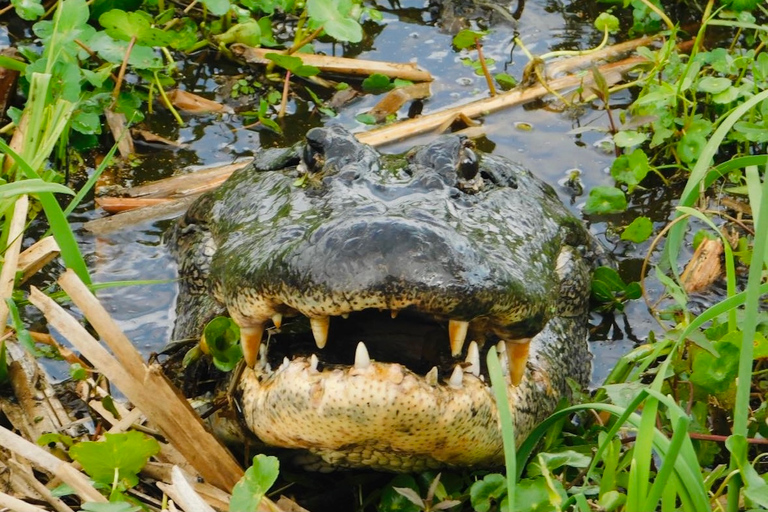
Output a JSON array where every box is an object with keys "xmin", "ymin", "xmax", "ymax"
[{"xmin": 167, "ymin": 125, "xmax": 598, "ymax": 472}]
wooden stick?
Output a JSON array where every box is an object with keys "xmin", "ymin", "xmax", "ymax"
[
  {"xmin": 17, "ymin": 235, "xmax": 60, "ymax": 284},
  {"xmin": 9, "ymin": 460, "xmax": 77, "ymax": 512},
  {"xmin": 233, "ymin": 44, "xmax": 433, "ymax": 82},
  {"xmin": 0, "ymin": 425, "xmax": 107, "ymax": 503},
  {"xmin": 0, "ymin": 491, "xmax": 50, "ymax": 512},
  {"xmin": 84, "ymin": 194, "xmax": 201, "ymax": 234},
  {"xmin": 357, "ymin": 57, "xmax": 644, "ymax": 147},
  {"xmin": 545, "ymin": 35, "xmax": 659, "ymax": 76},
  {"xmin": 0, "ymin": 194, "xmax": 28, "ymax": 332},
  {"xmin": 34, "ymin": 271, "xmax": 245, "ymax": 491}
]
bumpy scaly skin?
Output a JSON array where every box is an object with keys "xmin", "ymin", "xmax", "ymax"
[{"xmin": 169, "ymin": 125, "xmax": 596, "ymax": 471}]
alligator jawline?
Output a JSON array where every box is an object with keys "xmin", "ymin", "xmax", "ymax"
[{"xmin": 254, "ymin": 309, "xmax": 528, "ymax": 387}]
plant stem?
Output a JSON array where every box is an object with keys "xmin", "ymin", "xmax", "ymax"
[
  {"xmin": 111, "ymin": 36, "xmax": 136, "ymax": 105},
  {"xmin": 278, "ymin": 70, "xmax": 291, "ymax": 118},
  {"xmin": 475, "ymin": 40, "xmax": 496, "ymax": 97}
]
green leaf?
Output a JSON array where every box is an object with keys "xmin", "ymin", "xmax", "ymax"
[
  {"xmin": 99, "ymin": 10, "xmax": 174, "ymax": 46},
  {"xmin": 610, "ymin": 148, "xmax": 649, "ymax": 193},
  {"xmin": 202, "ymin": 316, "xmax": 243, "ymax": 372},
  {"xmin": 696, "ymin": 76, "xmax": 731, "ymax": 94},
  {"xmin": 87, "ymin": 32, "xmax": 163, "ymax": 69},
  {"xmin": 362, "ymin": 73, "xmax": 393, "ymax": 94},
  {"xmin": 594, "ymin": 12, "xmax": 619, "ymax": 33},
  {"xmin": 5, "ymin": 298, "xmax": 40, "ymax": 356},
  {"xmin": 217, "ymin": 20, "xmax": 262, "ymax": 47},
  {"xmin": 264, "ymin": 53, "xmax": 319, "ymax": 77},
  {"xmin": 355, "ymin": 112, "xmax": 378, "ymax": 125},
  {"xmin": 453, "ymin": 29, "xmax": 487, "ymax": 50},
  {"xmin": 583, "ymin": 186, "xmax": 627, "ymax": 214},
  {"xmin": 307, "ymin": 0, "xmax": 362, "ymax": 43},
  {"xmin": 494, "ymin": 73, "xmax": 517, "ymax": 90},
  {"xmin": 200, "ymin": 0, "xmax": 231, "ymax": 15},
  {"xmin": 621, "ymin": 216, "xmax": 653, "ymax": 243},
  {"xmin": 470, "ymin": 473, "xmax": 507, "ymax": 512},
  {"xmin": 613, "ymin": 130, "xmax": 648, "ymax": 148},
  {"xmin": 690, "ymin": 340, "xmax": 738, "ymax": 394},
  {"xmin": 229, "ymin": 454, "xmax": 279, "ymax": 512},
  {"xmin": 733, "ymin": 122, "xmax": 768, "ymax": 143},
  {"xmin": 69, "ymin": 432, "xmax": 160, "ymax": 488},
  {"xmin": 11, "ymin": 0, "xmax": 44, "ymax": 20}
]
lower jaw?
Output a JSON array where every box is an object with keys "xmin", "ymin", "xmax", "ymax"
[{"xmin": 236, "ymin": 357, "xmax": 509, "ymax": 472}]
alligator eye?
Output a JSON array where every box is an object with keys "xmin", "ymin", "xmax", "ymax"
[
  {"xmin": 458, "ymin": 147, "xmax": 479, "ymax": 180},
  {"xmin": 302, "ymin": 131, "xmax": 326, "ymax": 173}
]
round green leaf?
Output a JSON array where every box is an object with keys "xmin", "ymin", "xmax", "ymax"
[
  {"xmin": 621, "ymin": 216, "xmax": 653, "ymax": 243},
  {"xmin": 696, "ymin": 76, "xmax": 731, "ymax": 94},
  {"xmin": 583, "ymin": 186, "xmax": 627, "ymax": 215}
]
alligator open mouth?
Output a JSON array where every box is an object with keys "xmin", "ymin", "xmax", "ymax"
[{"xmin": 243, "ymin": 306, "xmax": 533, "ymax": 388}]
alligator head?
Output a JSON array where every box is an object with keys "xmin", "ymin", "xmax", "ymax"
[{"xmin": 167, "ymin": 125, "xmax": 596, "ymax": 471}]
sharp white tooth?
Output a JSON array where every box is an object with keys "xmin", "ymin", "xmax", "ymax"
[
  {"xmin": 425, "ymin": 366, "xmax": 438, "ymax": 386},
  {"xmin": 309, "ymin": 354, "xmax": 319, "ymax": 373},
  {"xmin": 279, "ymin": 357, "xmax": 290, "ymax": 372},
  {"xmin": 448, "ymin": 320, "xmax": 469, "ymax": 357},
  {"xmin": 310, "ymin": 316, "xmax": 330, "ymax": 349},
  {"xmin": 354, "ymin": 341, "xmax": 371, "ymax": 369},
  {"xmin": 391, "ymin": 309, "xmax": 399, "ymax": 319},
  {"xmin": 240, "ymin": 324, "xmax": 265, "ymax": 368},
  {"xmin": 496, "ymin": 341, "xmax": 509, "ymax": 376},
  {"xmin": 272, "ymin": 313, "xmax": 283, "ymax": 329},
  {"xmin": 465, "ymin": 341, "xmax": 480, "ymax": 376},
  {"xmin": 448, "ymin": 365, "xmax": 463, "ymax": 388}
]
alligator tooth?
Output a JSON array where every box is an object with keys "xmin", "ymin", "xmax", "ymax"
[
  {"xmin": 241, "ymin": 324, "xmax": 265, "ymax": 368},
  {"xmin": 391, "ymin": 309, "xmax": 399, "ymax": 319},
  {"xmin": 507, "ymin": 338, "xmax": 531, "ymax": 386},
  {"xmin": 341, "ymin": 313, "xmax": 349, "ymax": 319},
  {"xmin": 448, "ymin": 319, "xmax": 469, "ymax": 357},
  {"xmin": 271, "ymin": 313, "xmax": 283, "ymax": 329},
  {"xmin": 425, "ymin": 366, "xmax": 438, "ymax": 386},
  {"xmin": 354, "ymin": 341, "xmax": 371, "ymax": 369},
  {"xmin": 309, "ymin": 354, "xmax": 319, "ymax": 373},
  {"xmin": 465, "ymin": 341, "xmax": 480, "ymax": 376},
  {"xmin": 310, "ymin": 316, "xmax": 330, "ymax": 349},
  {"xmin": 448, "ymin": 365, "xmax": 463, "ymax": 388},
  {"xmin": 278, "ymin": 357, "xmax": 290, "ymax": 372}
]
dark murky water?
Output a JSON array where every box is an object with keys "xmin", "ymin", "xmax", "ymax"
[{"xmin": 29, "ymin": 0, "xmax": 677, "ymax": 383}]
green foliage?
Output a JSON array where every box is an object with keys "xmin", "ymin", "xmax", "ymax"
[
  {"xmin": 202, "ymin": 316, "xmax": 243, "ymax": 371},
  {"xmin": 69, "ymin": 432, "xmax": 160, "ymax": 496},
  {"xmin": 307, "ymin": 0, "xmax": 363, "ymax": 43},
  {"xmin": 265, "ymin": 53, "xmax": 320, "ymax": 77},
  {"xmin": 583, "ymin": 185, "xmax": 627, "ymax": 214},
  {"xmin": 452, "ymin": 29, "xmax": 488, "ymax": 50},
  {"xmin": 610, "ymin": 148, "xmax": 649, "ymax": 193},
  {"xmin": 229, "ymin": 454, "xmax": 279, "ymax": 512},
  {"xmin": 591, "ymin": 266, "xmax": 641, "ymax": 312},
  {"xmin": 621, "ymin": 216, "xmax": 653, "ymax": 243}
]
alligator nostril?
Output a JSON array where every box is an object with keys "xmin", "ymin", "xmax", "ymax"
[{"xmin": 458, "ymin": 147, "xmax": 479, "ymax": 180}]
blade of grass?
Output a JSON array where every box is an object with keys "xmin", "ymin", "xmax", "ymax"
[
  {"xmin": 486, "ymin": 348, "xmax": 515, "ymax": 512},
  {"xmin": 727, "ymin": 167, "xmax": 768, "ymax": 511}
]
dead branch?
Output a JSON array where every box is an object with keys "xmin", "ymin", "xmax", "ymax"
[
  {"xmin": 232, "ymin": 45, "xmax": 433, "ymax": 82},
  {"xmin": 28, "ymin": 271, "xmax": 245, "ymax": 492}
]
